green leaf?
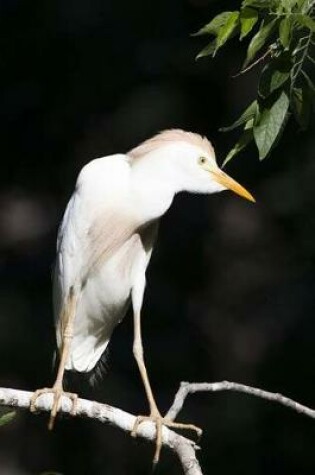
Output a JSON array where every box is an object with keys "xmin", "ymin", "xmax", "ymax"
[
  {"xmin": 196, "ymin": 41, "xmax": 216, "ymax": 59},
  {"xmin": 282, "ymin": 0, "xmax": 298, "ymax": 12},
  {"xmin": 258, "ymin": 55, "xmax": 291, "ymax": 97},
  {"xmin": 222, "ymin": 129, "xmax": 253, "ymax": 167},
  {"xmin": 292, "ymin": 87, "xmax": 311, "ymax": 129},
  {"xmin": 279, "ymin": 16, "xmax": 292, "ymax": 48},
  {"xmin": 242, "ymin": 0, "xmax": 276, "ymax": 9},
  {"xmin": 215, "ymin": 12, "xmax": 240, "ymax": 52},
  {"xmin": 253, "ymin": 91, "xmax": 290, "ymax": 159},
  {"xmin": 240, "ymin": 8, "xmax": 259, "ymax": 40},
  {"xmin": 195, "ymin": 12, "xmax": 240, "ymax": 58},
  {"xmin": 243, "ymin": 19, "xmax": 278, "ymax": 68},
  {"xmin": 220, "ymin": 100, "xmax": 258, "ymax": 132},
  {"xmin": 295, "ymin": 14, "xmax": 315, "ymax": 32},
  {"xmin": 0, "ymin": 411, "xmax": 16, "ymax": 427},
  {"xmin": 193, "ymin": 12, "xmax": 237, "ymax": 36},
  {"xmin": 245, "ymin": 117, "xmax": 255, "ymax": 129}
]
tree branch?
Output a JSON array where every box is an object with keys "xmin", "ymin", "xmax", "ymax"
[
  {"xmin": 1, "ymin": 381, "xmax": 315, "ymax": 474},
  {"xmin": 166, "ymin": 380, "xmax": 315, "ymax": 421},
  {"xmin": 0, "ymin": 387, "xmax": 202, "ymax": 475}
]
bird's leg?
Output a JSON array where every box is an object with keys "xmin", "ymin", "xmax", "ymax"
[
  {"xmin": 30, "ymin": 288, "xmax": 78, "ymax": 430},
  {"xmin": 131, "ymin": 310, "xmax": 202, "ymax": 465}
]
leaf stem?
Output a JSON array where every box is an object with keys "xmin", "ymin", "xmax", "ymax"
[
  {"xmin": 233, "ymin": 47, "xmax": 272, "ymax": 77},
  {"xmin": 290, "ymin": 15, "xmax": 314, "ymax": 95}
]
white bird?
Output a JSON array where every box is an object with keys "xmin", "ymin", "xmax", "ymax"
[{"xmin": 30, "ymin": 129, "xmax": 255, "ymax": 463}]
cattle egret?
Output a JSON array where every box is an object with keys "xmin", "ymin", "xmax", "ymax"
[{"xmin": 30, "ymin": 129, "xmax": 255, "ymax": 463}]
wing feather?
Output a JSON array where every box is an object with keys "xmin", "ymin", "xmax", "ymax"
[{"xmin": 54, "ymin": 154, "xmax": 136, "ymax": 330}]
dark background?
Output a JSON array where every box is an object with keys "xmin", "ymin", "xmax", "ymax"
[{"xmin": 1, "ymin": 0, "xmax": 315, "ymax": 474}]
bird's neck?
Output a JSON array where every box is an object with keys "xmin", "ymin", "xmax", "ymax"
[{"xmin": 131, "ymin": 161, "xmax": 176, "ymax": 223}]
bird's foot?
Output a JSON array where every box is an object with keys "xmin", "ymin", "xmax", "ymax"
[
  {"xmin": 131, "ymin": 410, "xmax": 202, "ymax": 465},
  {"xmin": 30, "ymin": 385, "xmax": 78, "ymax": 430}
]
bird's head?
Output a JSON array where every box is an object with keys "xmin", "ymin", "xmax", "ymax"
[{"xmin": 129, "ymin": 129, "xmax": 255, "ymax": 203}]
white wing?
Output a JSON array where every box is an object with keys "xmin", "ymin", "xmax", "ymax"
[
  {"xmin": 54, "ymin": 153, "xmax": 144, "ymax": 371},
  {"xmin": 55, "ymin": 153, "xmax": 132, "ymax": 293}
]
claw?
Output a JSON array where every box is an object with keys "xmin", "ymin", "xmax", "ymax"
[
  {"xmin": 131, "ymin": 413, "xmax": 202, "ymax": 465},
  {"xmin": 30, "ymin": 386, "xmax": 78, "ymax": 430}
]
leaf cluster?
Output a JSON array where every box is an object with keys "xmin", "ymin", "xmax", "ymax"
[{"xmin": 195, "ymin": 0, "xmax": 315, "ymax": 164}]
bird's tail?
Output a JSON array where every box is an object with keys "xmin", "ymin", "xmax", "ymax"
[
  {"xmin": 64, "ymin": 348, "xmax": 110, "ymax": 390},
  {"xmin": 86, "ymin": 346, "xmax": 110, "ymax": 387},
  {"xmin": 53, "ymin": 345, "xmax": 109, "ymax": 392}
]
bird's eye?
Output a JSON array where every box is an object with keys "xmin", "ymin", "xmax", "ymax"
[{"xmin": 198, "ymin": 156, "xmax": 207, "ymax": 166}]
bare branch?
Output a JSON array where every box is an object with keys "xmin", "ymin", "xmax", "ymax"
[
  {"xmin": 165, "ymin": 380, "xmax": 315, "ymax": 421},
  {"xmin": 0, "ymin": 387, "xmax": 202, "ymax": 475},
  {"xmin": 2, "ymin": 381, "xmax": 315, "ymax": 474}
]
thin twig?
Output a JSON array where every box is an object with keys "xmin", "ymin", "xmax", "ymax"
[
  {"xmin": 291, "ymin": 3, "xmax": 315, "ymax": 92},
  {"xmin": 291, "ymin": 32, "xmax": 313, "ymax": 86},
  {"xmin": 165, "ymin": 381, "xmax": 315, "ymax": 421},
  {"xmin": 307, "ymin": 54, "xmax": 315, "ymax": 65},
  {"xmin": 232, "ymin": 48, "xmax": 272, "ymax": 78}
]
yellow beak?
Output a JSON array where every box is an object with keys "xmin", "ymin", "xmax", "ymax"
[{"xmin": 211, "ymin": 169, "xmax": 255, "ymax": 203}]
